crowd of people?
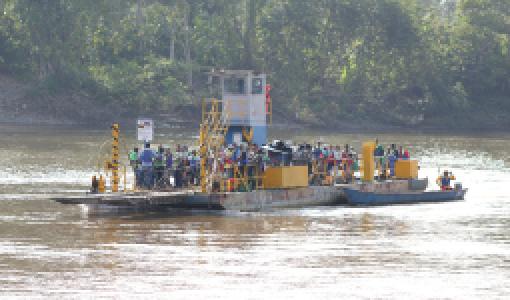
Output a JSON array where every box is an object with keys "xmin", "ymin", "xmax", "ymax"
[
  {"xmin": 374, "ymin": 140, "xmax": 412, "ymax": 179},
  {"xmin": 88, "ymin": 137, "xmax": 463, "ymax": 194},
  {"xmin": 127, "ymin": 140, "xmax": 378, "ymax": 191},
  {"xmin": 126, "ymin": 139, "xmax": 417, "ymax": 191},
  {"xmin": 79, "ymin": 127, "xmax": 463, "ymax": 195},
  {"xmin": 129, "ymin": 143, "xmax": 198, "ymax": 190}
]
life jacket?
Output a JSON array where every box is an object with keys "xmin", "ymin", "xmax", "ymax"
[{"xmin": 441, "ymin": 176, "xmax": 451, "ymax": 187}]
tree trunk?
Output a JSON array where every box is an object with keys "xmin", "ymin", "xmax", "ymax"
[
  {"xmin": 243, "ymin": 0, "xmax": 256, "ymax": 69},
  {"xmin": 136, "ymin": 0, "xmax": 144, "ymax": 25},
  {"xmin": 184, "ymin": 3, "xmax": 192, "ymax": 95},
  {"xmin": 169, "ymin": 23, "xmax": 175, "ymax": 61},
  {"xmin": 137, "ymin": 0, "xmax": 145, "ymax": 60}
]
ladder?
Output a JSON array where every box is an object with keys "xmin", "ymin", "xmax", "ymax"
[{"xmin": 200, "ymin": 99, "xmax": 230, "ymax": 193}]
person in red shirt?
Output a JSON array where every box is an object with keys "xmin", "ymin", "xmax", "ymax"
[{"xmin": 403, "ymin": 149, "xmax": 410, "ymax": 160}]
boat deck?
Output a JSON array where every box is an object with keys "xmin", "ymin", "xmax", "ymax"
[
  {"xmin": 52, "ymin": 179, "xmax": 452, "ymax": 212},
  {"xmin": 54, "ymin": 190, "xmax": 194, "ymax": 206}
]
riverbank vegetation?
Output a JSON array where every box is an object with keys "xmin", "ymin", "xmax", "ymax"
[{"xmin": 0, "ymin": 0, "xmax": 509, "ymax": 128}]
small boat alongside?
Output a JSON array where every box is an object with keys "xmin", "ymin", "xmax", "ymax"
[{"xmin": 344, "ymin": 184, "xmax": 467, "ymax": 206}]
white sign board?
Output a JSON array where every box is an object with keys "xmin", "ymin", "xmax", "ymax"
[{"xmin": 137, "ymin": 119, "xmax": 154, "ymax": 142}]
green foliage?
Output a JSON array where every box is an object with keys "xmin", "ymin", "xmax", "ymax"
[{"xmin": 0, "ymin": 0, "xmax": 509, "ymax": 126}]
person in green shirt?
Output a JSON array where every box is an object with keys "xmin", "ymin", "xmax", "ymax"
[
  {"xmin": 374, "ymin": 140, "xmax": 385, "ymax": 179},
  {"xmin": 153, "ymin": 145, "xmax": 166, "ymax": 188},
  {"xmin": 128, "ymin": 147, "xmax": 141, "ymax": 188},
  {"xmin": 129, "ymin": 147, "xmax": 139, "ymax": 166},
  {"xmin": 352, "ymin": 157, "xmax": 359, "ymax": 172}
]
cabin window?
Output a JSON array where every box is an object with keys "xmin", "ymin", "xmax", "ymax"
[
  {"xmin": 224, "ymin": 77, "xmax": 246, "ymax": 94},
  {"xmin": 252, "ymin": 78, "xmax": 263, "ymax": 94}
]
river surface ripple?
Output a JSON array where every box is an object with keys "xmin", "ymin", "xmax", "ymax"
[{"xmin": 0, "ymin": 125, "xmax": 509, "ymax": 299}]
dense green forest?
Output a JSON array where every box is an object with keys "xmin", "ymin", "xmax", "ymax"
[{"xmin": 0, "ymin": 0, "xmax": 509, "ymax": 128}]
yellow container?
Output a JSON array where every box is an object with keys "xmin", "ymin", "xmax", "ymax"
[
  {"xmin": 362, "ymin": 141, "xmax": 376, "ymax": 182},
  {"xmin": 263, "ymin": 166, "xmax": 308, "ymax": 189},
  {"xmin": 98, "ymin": 175, "xmax": 106, "ymax": 193},
  {"xmin": 395, "ymin": 160, "xmax": 419, "ymax": 179}
]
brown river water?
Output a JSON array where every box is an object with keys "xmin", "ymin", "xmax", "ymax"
[{"xmin": 0, "ymin": 124, "xmax": 509, "ymax": 299}]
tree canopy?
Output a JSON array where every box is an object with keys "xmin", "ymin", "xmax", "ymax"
[{"xmin": 0, "ymin": 0, "xmax": 509, "ymax": 127}]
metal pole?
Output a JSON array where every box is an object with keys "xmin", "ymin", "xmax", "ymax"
[
  {"xmin": 111, "ymin": 123, "xmax": 120, "ymax": 192},
  {"xmin": 123, "ymin": 165, "xmax": 127, "ymax": 192}
]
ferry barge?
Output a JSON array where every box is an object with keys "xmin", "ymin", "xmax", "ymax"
[{"xmin": 51, "ymin": 69, "xmax": 464, "ymax": 212}]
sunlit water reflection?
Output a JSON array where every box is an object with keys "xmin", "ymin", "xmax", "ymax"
[{"xmin": 0, "ymin": 125, "xmax": 509, "ymax": 299}]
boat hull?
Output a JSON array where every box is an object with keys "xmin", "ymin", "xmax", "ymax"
[
  {"xmin": 344, "ymin": 188, "xmax": 467, "ymax": 206},
  {"xmin": 190, "ymin": 186, "xmax": 345, "ymax": 211},
  {"xmin": 54, "ymin": 186, "xmax": 346, "ymax": 213}
]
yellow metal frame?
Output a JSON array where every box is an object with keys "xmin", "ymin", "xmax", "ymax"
[
  {"xmin": 199, "ymin": 95, "xmax": 275, "ymax": 193},
  {"xmin": 200, "ymin": 98, "xmax": 230, "ymax": 193},
  {"xmin": 92, "ymin": 123, "xmax": 134, "ymax": 193},
  {"xmin": 242, "ymin": 127, "xmax": 254, "ymax": 143}
]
